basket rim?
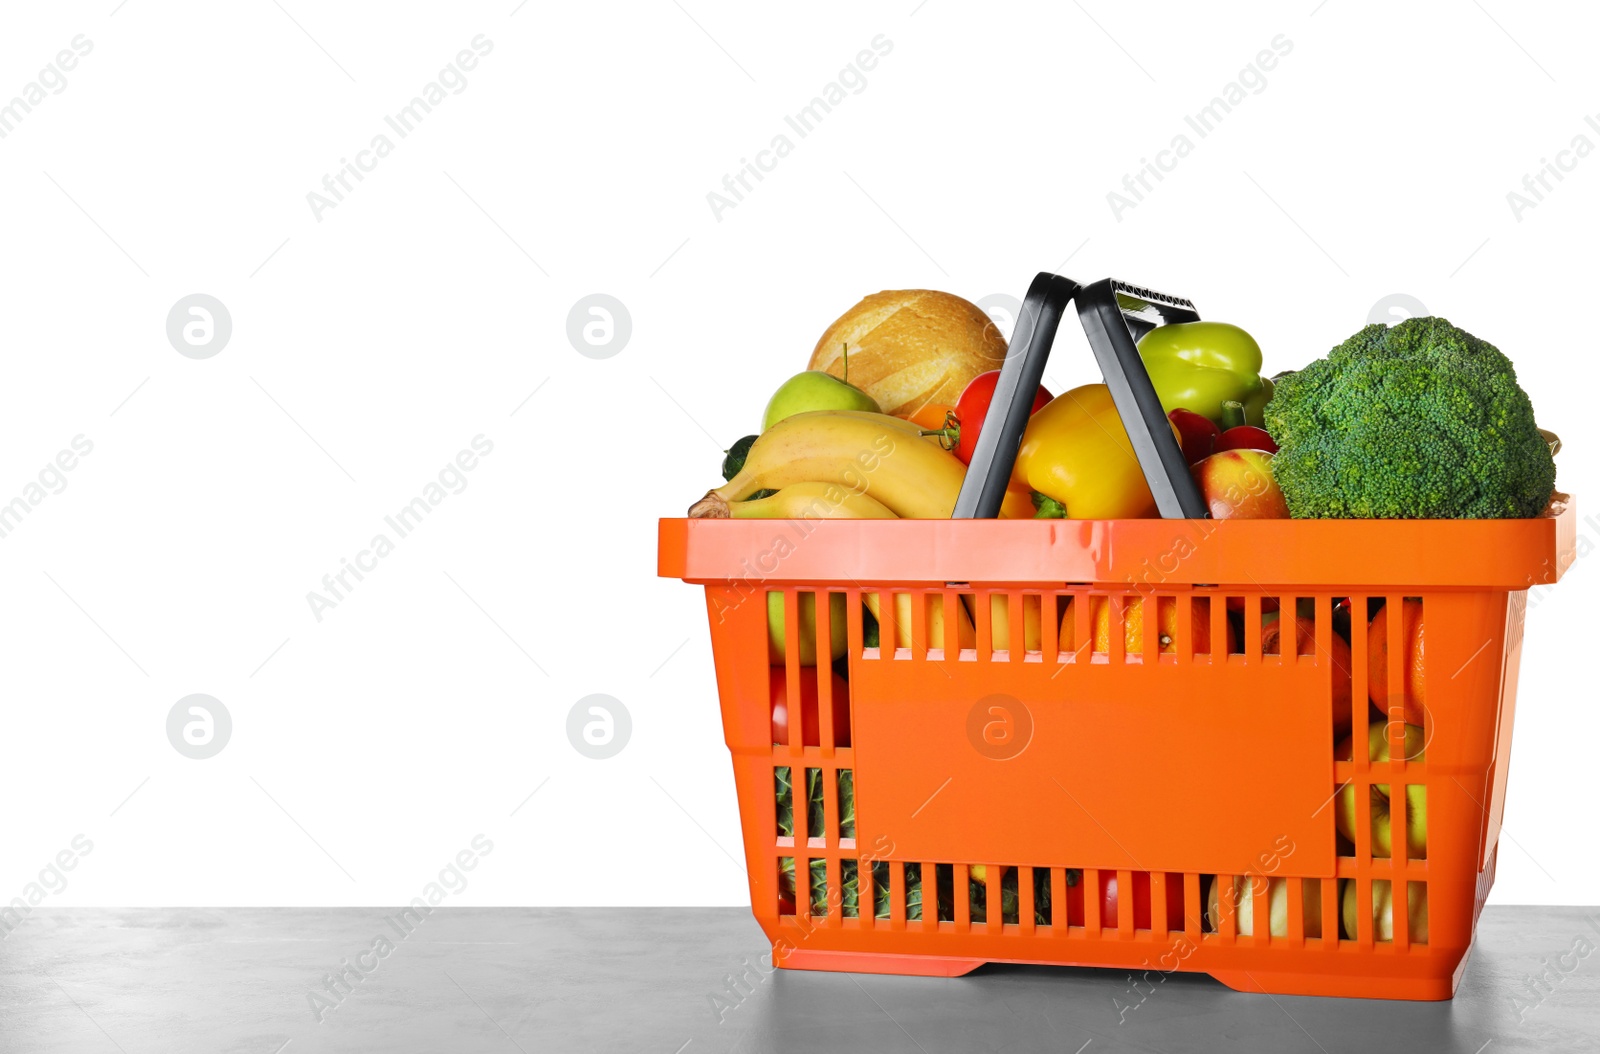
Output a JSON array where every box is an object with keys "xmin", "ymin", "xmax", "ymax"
[{"xmin": 658, "ymin": 499, "xmax": 1576, "ymax": 590}]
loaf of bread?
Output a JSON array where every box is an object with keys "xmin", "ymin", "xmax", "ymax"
[{"xmin": 807, "ymin": 290, "xmax": 1007, "ymax": 418}]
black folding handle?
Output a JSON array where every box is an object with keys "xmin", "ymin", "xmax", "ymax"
[
  {"xmin": 952, "ymin": 273, "xmax": 1078, "ymax": 519},
  {"xmin": 951, "ymin": 272, "xmax": 1209, "ymax": 520}
]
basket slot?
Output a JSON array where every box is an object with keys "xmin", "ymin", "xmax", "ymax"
[
  {"xmin": 1216, "ymin": 874, "xmax": 1237, "ymax": 940},
  {"xmin": 1018, "ymin": 866, "xmax": 1036, "ymax": 935},
  {"xmin": 820, "ymin": 766, "xmax": 839, "ymax": 848},
  {"xmin": 1384, "ymin": 593, "xmax": 1410, "ymax": 775},
  {"xmin": 1210, "ymin": 596, "xmax": 1231, "ymax": 663},
  {"xmin": 1349, "ymin": 599, "xmax": 1373, "ymax": 865},
  {"xmin": 1320, "ymin": 876, "xmax": 1340, "ymax": 946},
  {"xmin": 1183, "ymin": 872, "xmax": 1203, "ymax": 938},
  {"xmin": 858, "ymin": 856, "xmax": 876, "ymax": 929},
  {"xmin": 1083, "ymin": 868, "xmax": 1102, "ymax": 932},
  {"xmin": 1041, "ymin": 593, "xmax": 1060, "ymax": 664},
  {"xmin": 815, "ymin": 593, "xmax": 837, "ymax": 752},
  {"xmin": 1285, "ymin": 876, "xmax": 1306, "ymax": 943},
  {"xmin": 781, "ymin": 592, "xmax": 806, "ymax": 760},
  {"xmin": 798, "ymin": 767, "xmax": 816, "ymax": 845},
  {"xmin": 1106, "ymin": 597, "xmax": 1126, "ymax": 665},
  {"xmin": 1389, "ymin": 873, "xmax": 1409, "ymax": 949},
  {"xmin": 1243, "ymin": 595, "xmax": 1263, "ymax": 663},
  {"xmin": 778, "ymin": 855, "xmax": 795, "ymax": 916},
  {"xmin": 974, "ymin": 590, "xmax": 993, "ymax": 660},
  {"xmin": 908, "ymin": 591, "xmax": 928, "ymax": 658},
  {"xmin": 1172, "ymin": 594, "xmax": 1194, "ymax": 665},
  {"xmin": 836, "ymin": 770, "xmax": 855, "ymax": 841},
  {"xmin": 938, "ymin": 589, "xmax": 958, "ymax": 658},
  {"xmin": 1149, "ymin": 869, "xmax": 1171, "ymax": 940},
  {"xmin": 953, "ymin": 863, "xmax": 971, "ymax": 931},
  {"xmin": 846, "ymin": 586, "xmax": 864, "ymax": 658},
  {"xmin": 823, "ymin": 855, "xmax": 842, "ymax": 926},
  {"xmin": 840, "ymin": 859, "xmax": 859, "ymax": 919},
  {"xmin": 774, "ymin": 766, "xmax": 794, "ymax": 843},
  {"xmin": 1141, "ymin": 598, "xmax": 1161, "ymax": 661},
  {"xmin": 1051, "ymin": 868, "xmax": 1070, "ymax": 932},
  {"xmin": 1073, "ymin": 591, "xmax": 1092, "ymax": 661}
]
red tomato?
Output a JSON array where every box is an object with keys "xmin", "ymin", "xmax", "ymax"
[
  {"xmin": 953, "ymin": 371, "xmax": 1052, "ymax": 465},
  {"xmin": 770, "ymin": 667, "xmax": 851, "ymax": 747}
]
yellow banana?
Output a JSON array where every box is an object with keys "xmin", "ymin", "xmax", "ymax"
[
  {"xmin": 729, "ymin": 482, "xmax": 897, "ymax": 520},
  {"xmin": 988, "ymin": 594, "xmax": 1044, "ymax": 652},
  {"xmin": 689, "ymin": 410, "xmax": 966, "ymax": 519},
  {"xmin": 864, "ymin": 591, "xmax": 976, "ymax": 651}
]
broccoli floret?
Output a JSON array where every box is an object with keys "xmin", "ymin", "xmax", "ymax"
[{"xmin": 1265, "ymin": 317, "xmax": 1555, "ymax": 518}]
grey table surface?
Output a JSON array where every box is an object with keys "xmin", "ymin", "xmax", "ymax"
[{"xmin": 1, "ymin": 907, "xmax": 1597, "ymax": 1053}]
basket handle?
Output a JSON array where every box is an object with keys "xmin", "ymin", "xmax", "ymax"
[
  {"xmin": 952, "ymin": 272, "xmax": 1078, "ymax": 519},
  {"xmin": 951, "ymin": 272, "xmax": 1210, "ymax": 520}
]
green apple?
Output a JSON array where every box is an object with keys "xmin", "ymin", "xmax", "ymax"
[
  {"xmin": 1334, "ymin": 723, "xmax": 1427, "ymax": 859},
  {"xmin": 762, "ymin": 371, "xmax": 879, "ymax": 432},
  {"xmin": 767, "ymin": 592, "xmax": 848, "ymax": 666},
  {"xmin": 1341, "ymin": 879, "xmax": 1428, "ymax": 943}
]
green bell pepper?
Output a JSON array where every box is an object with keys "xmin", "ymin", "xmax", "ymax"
[{"xmin": 1135, "ymin": 321, "xmax": 1272, "ymax": 427}]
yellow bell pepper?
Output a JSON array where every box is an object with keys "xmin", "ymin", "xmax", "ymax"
[{"xmin": 1012, "ymin": 384, "xmax": 1175, "ymax": 519}]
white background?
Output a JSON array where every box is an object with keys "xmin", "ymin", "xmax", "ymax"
[{"xmin": 0, "ymin": 0, "xmax": 1594, "ymax": 909}]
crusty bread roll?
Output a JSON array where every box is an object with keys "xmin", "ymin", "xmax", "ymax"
[{"xmin": 808, "ymin": 290, "xmax": 1008, "ymax": 418}]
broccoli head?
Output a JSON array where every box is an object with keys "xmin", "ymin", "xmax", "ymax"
[{"xmin": 1264, "ymin": 317, "xmax": 1555, "ymax": 518}]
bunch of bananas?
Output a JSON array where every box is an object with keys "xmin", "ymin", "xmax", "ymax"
[
  {"xmin": 689, "ymin": 410, "xmax": 969, "ymax": 520},
  {"xmin": 689, "ymin": 410, "xmax": 1031, "ymax": 521}
]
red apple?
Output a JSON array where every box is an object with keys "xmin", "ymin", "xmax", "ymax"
[{"xmin": 1192, "ymin": 449, "xmax": 1289, "ymax": 519}]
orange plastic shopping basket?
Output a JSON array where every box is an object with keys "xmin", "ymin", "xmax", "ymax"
[{"xmin": 657, "ymin": 274, "xmax": 1575, "ymax": 1000}]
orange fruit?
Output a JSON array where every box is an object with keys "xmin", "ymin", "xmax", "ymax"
[
  {"xmin": 897, "ymin": 402, "xmax": 956, "ymax": 432},
  {"xmin": 1368, "ymin": 600, "xmax": 1425, "ymax": 726},
  {"xmin": 1059, "ymin": 596, "xmax": 1229, "ymax": 656}
]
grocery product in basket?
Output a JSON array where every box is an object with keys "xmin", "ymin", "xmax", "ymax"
[
  {"xmin": 1207, "ymin": 876, "xmax": 1323, "ymax": 938},
  {"xmin": 689, "ymin": 410, "xmax": 967, "ymax": 519},
  {"xmin": 1059, "ymin": 595, "xmax": 1231, "ymax": 656},
  {"xmin": 1136, "ymin": 321, "xmax": 1273, "ymax": 426},
  {"xmin": 1342, "ymin": 879, "xmax": 1428, "ymax": 943},
  {"xmin": 1261, "ymin": 614, "xmax": 1354, "ymax": 735},
  {"xmin": 1214, "ymin": 400, "xmax": 1279, "ymax": 454},
  {"xmin": 1167, "ymin": 407, "xmax": 1221, "ymax": 463},
  {"xmin": 807, "ymin": 290, "xmax": 1006, "ymax": 417},
  {"xmin": 1368, "ymin": 600, "xmax": 1425, "ymax": 726},
  {"xmin": 931, "ymin": 369, "xmax": 1053, "ymax": 466},
  {"xmin": 1334, "ymin": 723, "xmax": 1428, "ymax": 858},
  {"xmin": 1192, "ymin": 448, "xmax": 1290, "ymax": 519},
  {"xmin": 728, "ymin": 481, "xmax": 897, "ymax": 520},
  {"xmin": 762, "ymin": 348, "xmax": 881, "ymax": 432},
  {"xmin": 1100, "ymin": 871, "xmax": 1185, "ymax": 931},
  {"xmin": 769, "ymin": 666, "xmax": 850, "ymax": 747},
  {"xmin": 766, "ymin": 592, "xmax": 847, "ymax": 665},
  {"xmin": 865, "ymin": 592, "xmax": 976, "ymax": 651},
  {"xmin": 1265, "ymin": 317, "xmax": 1557, "ymax": 518},
  {"xmin": 1017, "ymin": 384, "xmax": 1179, "ymax": 520}
]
